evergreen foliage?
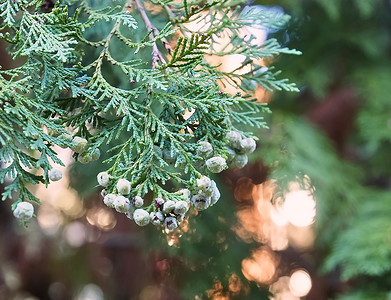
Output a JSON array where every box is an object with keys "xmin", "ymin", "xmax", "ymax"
[
  {"xmin": 0, "ymin": 0, "xmax": 299, "ymax": 227},
  {"xmin": 255, "ymin": 0, "xmax": 391, "ymax": 298}
]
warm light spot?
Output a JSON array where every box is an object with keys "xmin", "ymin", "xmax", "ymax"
[
  {"xmin": 228, "ymin": 273, "xmax": 243, "ymax": 294},
  {"xmin": 269, "ymin": 276, "xmax": 300, "ymax": 300},
  {"xmin": 206, "ymin": 281, "xmax": 229, "ymax": 300},
  {"xmin": 37, "ymin": 204, "xmax": 61, "ymax": 235},
  {"xmin": 288, "ymin": 226, "xmax": 315, "ymax": 249},
  {"xmin": 289, "ymin": 270, "xmax": 312, "ymax": 297},
  {"xmin": 64, "ymin": 221, "xmax": 86, "ymax": 247},
  {"xmin": 283, "ymin": 188, "xmax": 316, "ymax": 227},
  {"xmin": 139, "ymin": 285, "xmax": 161, "ymax": 300},
  {"xmin": 241, "ymin": 247, "xmax": 278, "ymax": 284},
  {"xmin": 268, "ymin": 225, "xmax": 289, "ymax": 251},
  {"xmin": 86, "ymin": 207, "xmax": 116, "ymax": 230},
  {"xmin": 167, "ymin": 236, "xmax": 177, "ymax": 247},
  {"xmin": 269, "ymin": 204, "xmax": 288, "ymax": 227}
]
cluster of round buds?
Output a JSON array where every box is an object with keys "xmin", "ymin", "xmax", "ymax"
[
  {"xmin": 102, "ymin": 192, "xmax": 149, "ymax": 225},
  {"xmin": 56, "ymin": 133, "xmax": 101, "ymax": 164},
  {"xmin": 191, "ymin": 176, "xmax": 220, "ymax": 211},
  {"xmin": 97, "ymin": 173, "xmax": 190, "ymax": 228},
  {"xmin": 196, "ymin": 141, "xmax": 227, "ymax": 174},
  {"xmin": 151, "ymin": 194, "xmax": 190, "ymax": 231},
  {"xmin": 225, "ymin": 131, "xmax": 257, "ymax": 168},
  {"xmin": 13, "ymin": 202, "xmax": 34, "ymax": 223},
  {"xmin": 77, "ymin": 148, "xmax": 101, "ymax": 164}
]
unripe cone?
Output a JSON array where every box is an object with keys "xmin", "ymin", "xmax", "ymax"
[
  {"xmin": 13, "ymin": 202, "xmax": 34, "ymax": 222},
  {"xmin": 133, "ymin": 209, "xmax": 150, "ymax": 226},
  {"xmin": 206, "ymin": 156, "xmax": 227, "ymax": 173}
]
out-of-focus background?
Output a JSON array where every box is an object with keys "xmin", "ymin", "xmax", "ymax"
[{"xmin": 1, "ymin": 0, "xmax": 391, "ymax": 299}]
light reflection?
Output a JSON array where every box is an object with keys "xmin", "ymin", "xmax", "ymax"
[
  {"xmin": 234, "ymin": 180, "xmax": 289, "ymax": 250},
  {"xmin": 228, "ymin": 273, "xmax": 243, "ymax": 294},
  {"xmin": 184, "ymin": 11, "xmax": 270, "ymax": 101},
  {"xmin": 269, "ymin": 205, "xmax": 288, "ymax": 227},
  {"xmin": 283, "ymin": 188, "xmax": 316, "ymax": 227},
  {"xmin": 35, "ymin": 146, "xmax": 85, "ymax": 229},
  {"xmin": 64, "ymin": 221, "xmax": 86, "ymax": 247},
  {"xmin": 288, "ymin": 225, "xmax": 315, "ymax": 250},
  {"xmin": 76, "ymin": 284, "xmax": 103, "ymax": 300},
  {"xmin": 289, "ymin": 270, "xmax": 312, "ymax": 297},
  {"xmin": 269, "ymin": 276, "xmax": 300, "ymax": 300},
  {"xmin": 86, "ymin": 207, "xmax": 116, "ymax": 231},
  {"xmin": 206, "ymin": 281, "xmax": 229, "ymax": 300},
  {"xmin": 241, "ymin": 247, "xmax": 278, "ymax": 284},
  {"xmin": 37, "ymin": 204, "xmax": 61, "ymax": 236}
]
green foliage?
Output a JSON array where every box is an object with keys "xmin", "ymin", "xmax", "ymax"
[
  {"xmin": 324, "ymin": 191, "xmax": 391, "ymax": 280},
  {"xmin": 0, "ymin": 0, "xmax": 298, "ymax": 223},
  {"xmin": 254, "ymin": 0, "xmax": 391, "ymax": 298}
]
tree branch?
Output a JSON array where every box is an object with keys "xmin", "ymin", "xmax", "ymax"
[{"xmin": 133, "ymin": 0, "xmax": 168, "ymax": 69}]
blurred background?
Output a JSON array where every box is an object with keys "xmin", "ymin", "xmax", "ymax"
[{"xmin": 1, "ymin": 0, "xmax": 391, "ymax": 299}]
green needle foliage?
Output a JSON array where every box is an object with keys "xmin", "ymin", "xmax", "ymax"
[{"xmin": 0, "ymin": 0, "xmax": 299, "ymax": 227}]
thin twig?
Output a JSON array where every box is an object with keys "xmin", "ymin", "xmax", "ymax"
[{"xmin": 133, "ymin": 0, "xmax": 168, "ymax": 68}]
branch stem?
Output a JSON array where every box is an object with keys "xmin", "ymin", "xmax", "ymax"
[{"xmin": 133, "ymin": 0, "xmax": 166, "ymax": 68}]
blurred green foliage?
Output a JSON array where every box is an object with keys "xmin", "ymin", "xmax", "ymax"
[{"xmin": 254, "ymin": 0, "xmax": 391, "ymax": 299}]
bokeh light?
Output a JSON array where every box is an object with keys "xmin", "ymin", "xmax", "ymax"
[
  {"xmin": 289, "ymin": 269, "xmax": 312, "ymax": 297},
  {"xmin": 282, "ymin": 186, "xmax": 316, "ymax": 227},
  {"xmin": 241, "ymin": 247, "xmax": 279, "ymax": 284}
]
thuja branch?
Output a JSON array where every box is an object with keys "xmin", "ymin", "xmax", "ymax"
[{"xmin": 0, "ymin": 0, "xmax": 300, "ymax": 232}]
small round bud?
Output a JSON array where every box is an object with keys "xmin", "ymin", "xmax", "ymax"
[
  {"xmin": 132, "ymin": 196, "xmax": 144, "ymax": 208},
  {"xmin": 196, "ymin": 176, "xmax": 211, "ymax": 191},
  {"xmin": 197, "ymin": 141, "xmax": 213, "ymax": 158},
  {"xmin": 178, "ymin": 188, "xmax": 191, "ymax": 202},
  {"xmin": 225, "ymin": 147, "xmax": 236, "ymax": 162},
  {"xmin": 13, "ymin": 202, "xmax": 34, "ymax": 222},
  {"xmin": 47, "ymin": 128, "xmax": 61, "ymax": 137},
  {"xmin": 206, "ymin": 156, "xmax": 227, "ymax": 173},
  {"xmin": 163, "ymin": 200, "xmax": 175, "ymax": 214},
  {"xmin": 133, "ymin": 209, "xmax": 150, "ymax": 226},
  {"xmin": 48, "ymin": 168, "xmax": 62, "ymax": 181},
  {"xmin": 77, "ymin": 152, "xmax": 92, "ymax": 164},
  {"xmin": 226, "ymin": 131, "xmax": 242, "ymax": 149},
  {"xmin": 90, "ymin": 148, "xmax": 101, "ymax": 161},
  {"xmin": 203, "ymin": 180, "xmax": 217, "ymax": 197},
  {"xmin": 230, "ymin": 154, "xmax": 248, "ymax": 168},
  {"xmin": 191, "ymin": 194, "xmax": 211, "ymax": 211},
  {"xmin": 71, "ymin": 136, "xmax": 88, "ymax": 154},
  {"xmin": 239, "ymin": 138, "xmax": 256, "ymax": 154},
  {"xmin": 150, "ymin": 211, "xmax": 164, "ymax": 226},
  {"xmin": 100, "ymin": 189, "xmax": 106, "ymax": 198},
  {"xmin": 210, "ymin": 183, "xmax": 221, "ymax": 206},
  {"xmin": 154, "ymin": 197, "xmax": 165, "ymax": 208},
  {"xmin": 97, "ymin": 172, "xmax": 110, "ymax": 187},
  {"xmin": 59, "ymin": 133, "xmax": 73, "ymax": 141},
  {"xmin": 103, "ymin": 193, "xmax": 116, "ymax": 208},
  {"xmin": 116, "ymin": 179, "xmax": 131, "ymax": 195},
  {"xmin": 114, "ymin": 195, "xmax": 130, "ymax": 213},
  {"xmin": 174, "ymin": 201, "xmax": 189, "ymax": 215},
  {"xmin": 164, "ymin": 216, "xmax": 178, "ymax": 231}
]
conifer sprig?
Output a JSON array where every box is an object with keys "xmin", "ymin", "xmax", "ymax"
[{"xmin": 0, "ymin": 0, "xmax": 300, "ymax": 229}]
